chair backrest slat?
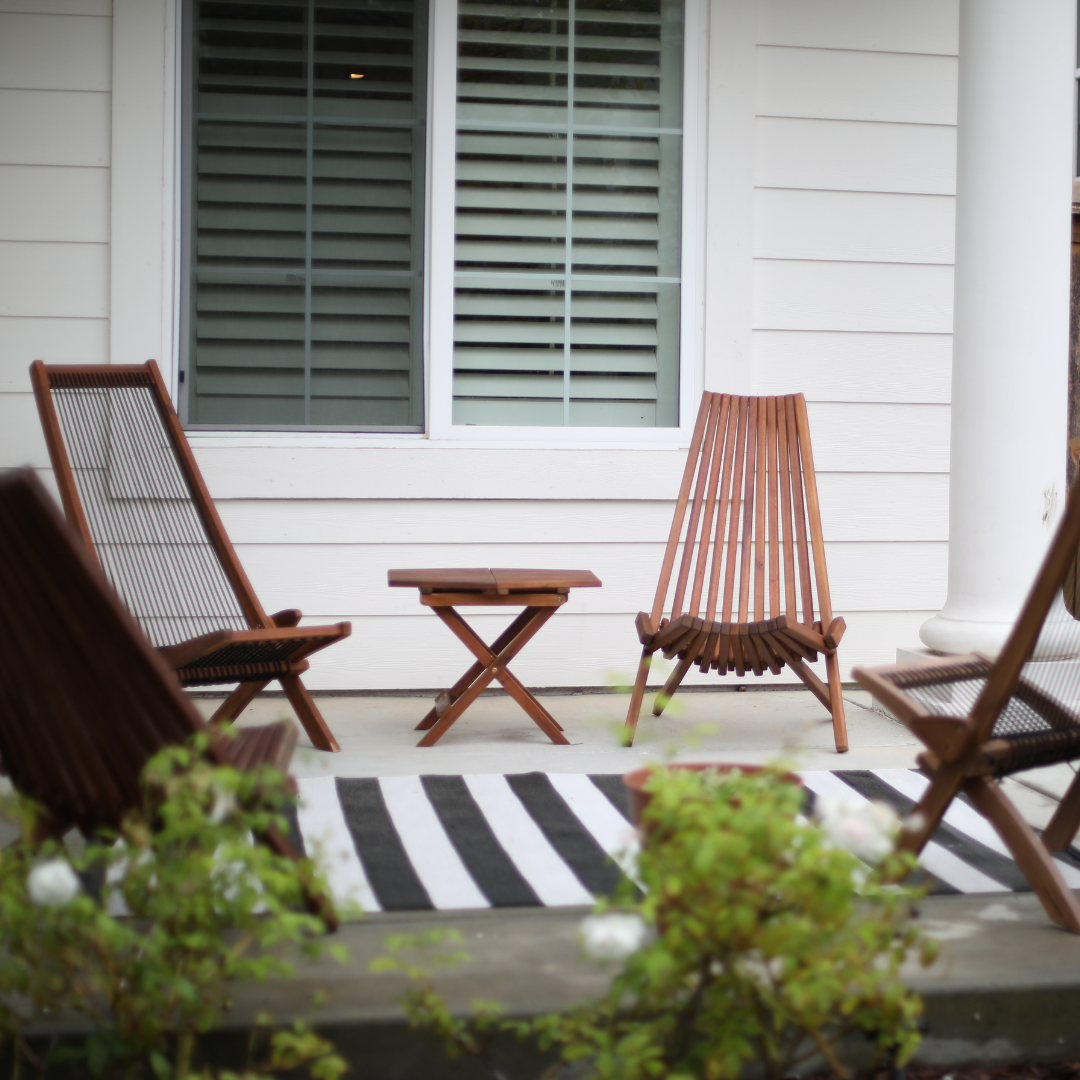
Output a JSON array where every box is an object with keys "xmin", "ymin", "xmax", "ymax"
[
  {"xmin": 753, "ymin": 398, "xmax": 767, "ymax": 622},
  {"xmin": 650, "ymin": 394, "xmax": 713, "ymax": 627},
  {"xmin": 776, "ymin": 398, "xmax": 798, "ymax": 617},
  {"xmin": 783, "ymin": 395, "xmax": 816, "ymax": 625},
  {"xmin": 653, "ymin": 392, "xmax": 832, "ymax": 637},
  {"xmin": 31, "ymin": 362, "xmax": 271, "ymax": 648},
  {"xmin": 0, "ymin": 470, "xmax": 211, "ymax": 834},
  {"xmin": 670, "ymin": 395, "xmax": 722, "ymax": 620},
  {"xmin": 705, "ymin": 395, "xmax": 738, "ymax": 623},
  {"xmin": 765, "ymin": 397, "xmax": 781, "ymax": 618},
  {"xmin": 795, "ymin": 394, "xmax": 832, "ymax": 627},
  {"xmin": 721, "ymin": 396, "xmax": 749, "ymax": 624},
  {"xmin": 689, "ymin": 395, "xmax": 730, "ymax": 618},
  {"xmin": 737, "ymin": 398, "xmax": 758, "ymax": 624}
]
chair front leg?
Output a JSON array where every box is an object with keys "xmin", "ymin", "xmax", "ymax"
[
  {"xmin": 623, "ymin": 646, "xmax": 654, "ymax": 746},
  {"xmin": 824, "ymin": 651, "xmax": 848, "ymax": 753},
  {"xmin": 280, "ymin": 675, "xmax": 340, "ymax": 753},
  {"xmin": 652, "ymin": 635, "xmax": 703, "ymax": 717},
  {"xmin": 895, "ymin": 763, "xmax": 965, "ymax": 860}
]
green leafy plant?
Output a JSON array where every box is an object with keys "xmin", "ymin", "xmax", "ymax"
[
  {"xmin": 375, "ymin": 764, "xmax": 936, "ymax": 1080},
  {"xmin": 0, "ymin": 733, "xmax": 347, "ymax": 1080}
]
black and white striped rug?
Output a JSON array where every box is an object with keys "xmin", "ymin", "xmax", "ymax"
[{"xmin": 294, "ymin": 770, "xmax": 1080, "ymax": 913}]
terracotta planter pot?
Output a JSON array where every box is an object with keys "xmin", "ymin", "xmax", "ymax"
[{"xmin": 623, "ymin": 763, "xmax": 803, "ymax": 827}]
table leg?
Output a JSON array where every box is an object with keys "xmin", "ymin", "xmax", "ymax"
[
  {"xmin": 417, "ymin": 606, "xmax": 569, "ymax": 747},
  {"xmin": 415, "ymin": 607, "xmax": 538, "ymax": 731}
]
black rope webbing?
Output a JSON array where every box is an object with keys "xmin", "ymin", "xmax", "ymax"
[{"xmin": 52, "ymin": 385, "xmax": 248, "ymax": 647}]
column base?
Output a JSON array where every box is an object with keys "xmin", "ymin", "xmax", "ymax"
[{"xmin": 919, "ymin": 613, "xmax": 1016, "ymax": 658}]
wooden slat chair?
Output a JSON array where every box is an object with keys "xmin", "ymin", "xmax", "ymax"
[
  {"xmin": 854, "ymin": 473, "xmax": 1080, "ymax": 933},
  {"xmin": 31, "ymin": 361, "xmax": 350, "ymax": 753},
  {"xmin": 0, "ymin": 468, "xmax": 335, "ymax": 928},
  {"xmin": 625, "ymin": 392, "xmax": 848, "ymax": 752}
]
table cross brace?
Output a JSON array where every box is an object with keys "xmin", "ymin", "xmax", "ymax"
[{"xmin": 415, "ymin": 604, "xmax": 569, "ymax": 747}]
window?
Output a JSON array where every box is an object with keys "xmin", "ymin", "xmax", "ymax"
[
  {"xmin": 452, "ymin": 0, "xmax": 684, "ymax": 427},
  {"xmin": 181, "ymin": 0, "xmax": 691, "ymax": 432},
  {"xmin": 182, "ymin": 0, "xmax": 428, "ymax": 429}
]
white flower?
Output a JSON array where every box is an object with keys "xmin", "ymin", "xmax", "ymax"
[
  {"xmin": 27, "ymin": 858, "xmax": 81, "ymax": 908},
  {"xmin": 579, "ymin": 913, "xmax": 649, "ymax": 962},
  {"xmin": 209, "ymin": 789, "xmax": 236, "ymax": 825},
  {"xmin": 815, "ymin": 793, "xmax": 899, "ymax": 864}
]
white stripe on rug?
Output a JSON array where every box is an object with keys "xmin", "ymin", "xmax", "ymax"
[
  {"xmin": 547, "ymin": 773, "xmax": 643, "ymax": 888},
  {"xmin": 378, "ymin": 776, "xmax": 491, "ymax": 910},
  {"xmin": 296, "ymin": 776, "xmax": 382, "ymax": 913},
  {"xmin": 800, "ymin": 771, "xmax": 1009, "ymax": 894},
  {"xmin": 463, "ymin": 774, "xmax": 594, "ymax": 906},
  {"xmin": 872, "ymin": 768, "xmax": 1080, "ymax": 889}
]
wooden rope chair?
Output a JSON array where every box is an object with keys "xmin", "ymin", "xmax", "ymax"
[
  {"xmin": 0, "ymin": 468, "xmax": 336, "ymax": 927},
  {"xmin": 31, "ymin": 361, "xmax": 350, "ymax": 753},
  {"xmin": 855, "ymin": 474, "xmax": 1080, "ymax": 933},
  {"xmin": 625, "ymin": 392, "xmax": 848, "ymax": 752}
]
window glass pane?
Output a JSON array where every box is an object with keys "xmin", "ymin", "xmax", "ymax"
[
  {"xmin": 185, "ymin": 0, "xmax": 427, "ymax": 429},
  {"xmin": 453, "ymin": 0, "xmax": 683, "ymax": 427}
]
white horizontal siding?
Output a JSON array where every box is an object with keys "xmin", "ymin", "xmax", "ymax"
[
  {"xmin": 0, "ymin": 393, "xmax": 48, "ymax": 468},
  {"xmin": 0, "ymin": 13, "xmax": 111, "ymax": 92},
  {"xmin": 757, "ymin": 46, "xmax": 956, "ymax": 126},
  {"xmin": 747, "ymin": 6, "xmax": 957, "ymax": 674},
  {"xmin": 758, "ymin": 0, "xmax": 958, "ymax": 56},
  {"xmin": 0, "ymin": 166, "xmax": 109, "ymax": 242},
  {"xmin": 0, "ymin": 317, "xmax": 109, "ymax": 391},
  {"xmin": 216, "ymin": 477, "xmax": 948, "ymax": 546},
  {"xmin": 0, "ymin": 241, "xmax": 109, "ymax": 318},
  {"xmin": 751, "ymin": 331, "xmax": 950, "ymax": 403},
  {"xmin": 0, "ymin": 1, "xmax": 109, "ymax": 14},
  {"xmin": 237, "ymin": 541, "xmax": 945, "ymax": 616},
  {"xmin": 0, "ymin": 89, "xmax": 109, "ymax": 167},
  {"xmin": 754, "ymin": 190, "xmax": 954, "ymax": 265},
  {"xmin": 756, "ymin": 117, "xmax": 956, "ymax": 195},
  {"xmin": 753, "ymin": 261, "xmax": 954, "ymax": 334}
]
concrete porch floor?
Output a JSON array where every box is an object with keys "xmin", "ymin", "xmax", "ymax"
[{"xmin": 180, "ymin": 687, "xmax": 1080, "ymax": 1074}]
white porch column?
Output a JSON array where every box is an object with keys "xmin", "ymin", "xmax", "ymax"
[{"xmin": 920, "ymin": 0, "xmax": 1076, "ymax": 657}]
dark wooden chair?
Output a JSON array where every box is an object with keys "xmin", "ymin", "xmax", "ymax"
[
  {"xmin": 855, "ymin": 474, "xmax": 1080, "ymax": 933},
  {"xmin": 31, "ymin": 361, "xmax": 350, "ymax": 753},
  {"xmin": 0, "ymin": 468, "xmax": 335, "ymax": 927},
  {"xmin": 625, "ymin": 392, "xmax": 848, "ymax": 752}
]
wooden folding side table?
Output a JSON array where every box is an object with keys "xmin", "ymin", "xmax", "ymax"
[{"xmin": 388, "ymin": 568, "xmax": 602, "ymax": 747}]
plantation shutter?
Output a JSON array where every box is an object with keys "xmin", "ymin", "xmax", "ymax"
[
  {"xmin": 185, "ymin": 0, "xmax": 427, "ymax": 429},
  {"xmin": 453, "ymin": 0, "xmax": 684, "ymax": 427}
]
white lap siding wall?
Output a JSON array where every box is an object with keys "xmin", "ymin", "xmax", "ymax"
[
  {"xmin": 0, "ymin": 0, "xmax": 111, "ymax": 494},
  {"xmin": 0, "ymin": 0, "xmax": 955, "ymax": 692}
]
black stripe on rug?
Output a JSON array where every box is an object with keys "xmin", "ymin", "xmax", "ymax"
[
  {"xmin": 507, "ymin": 773, "xmax": 624, "ymax": 897},
  {"xmin": 336, "ymin": 778, "xmax": 433, "ymax": 911},
  {"xmin": 836, "ymin": 771, "xmax": 1029, "ymax": 892},
  {"xmin": 421, "ymin": 775, "xmax": 540, "ymax": 907},
  {"xmin": 588, "ymin": 774, "xmax": 632, "ymax": 821}
]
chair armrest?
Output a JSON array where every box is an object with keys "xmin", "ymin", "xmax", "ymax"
[
  {"xmin": 269, "ymin": 608, "xmax": 302, "ymax": 628},
  {"xmin": 823, "ymin": 616, "xmax": 846, "ymax": 649}
]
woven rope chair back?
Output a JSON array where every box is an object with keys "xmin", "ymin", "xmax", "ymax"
[
  {"xmin": 883, "ymin": 477, "xmax": 1080, "ymax": 764},
  {"xmin": 0, "ymin": 469, "xmax": 205, "ymax": 833},
  {"xmin": 651, "ymin": 392, "xmax": 833, "ymax": 634},
  {"xmin": 34, "ymin": 365, "xmax": 251, "ymax": 649}
]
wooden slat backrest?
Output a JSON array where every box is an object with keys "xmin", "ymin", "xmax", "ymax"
[
  {"xmin": 649, "ymin": 392, "xmax": 833, "ymax": 636},
  {"xmin": 0, "ymin": 469, "xmax": 218, "ymax": 833},
  {"xmin": 31, "ymin": 361, "xmax": 273, "ymax": 646}
]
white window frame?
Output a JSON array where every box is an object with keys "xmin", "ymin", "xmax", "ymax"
[
  {"xmin": 138, "ymin": 0, "xmax": 708, "ymax": 450},
  {"xmin": 426, "ymin": 0, "xmax": 708, "ymax": 446}
]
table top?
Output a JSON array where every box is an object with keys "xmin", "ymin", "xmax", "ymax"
[{"xmin": 388, "ymin": 568, "xmax": 602, "ymax": 592}]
